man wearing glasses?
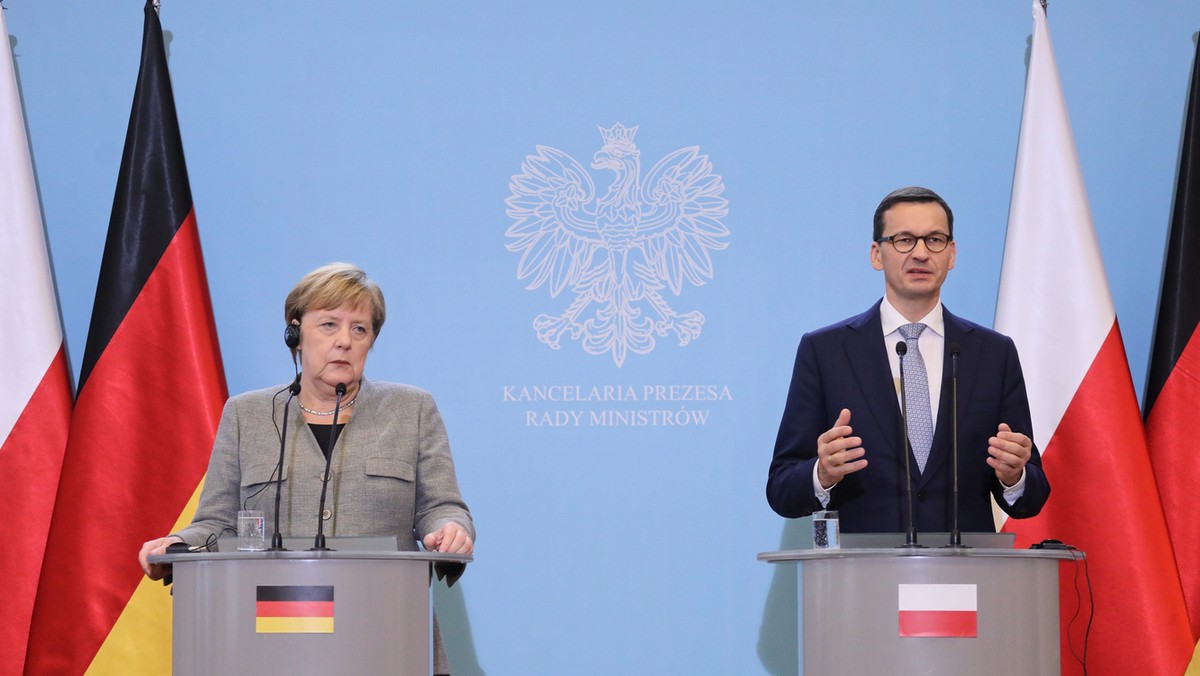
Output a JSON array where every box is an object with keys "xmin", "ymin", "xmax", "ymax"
[{"xmin": 766, "ymin": 186, "xmax": 1050, "ymax": 533}]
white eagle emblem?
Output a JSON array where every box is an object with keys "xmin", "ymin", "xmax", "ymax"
[{"xmin": 505, "ymin": 124, "xmax": 730, "ymax": 366}]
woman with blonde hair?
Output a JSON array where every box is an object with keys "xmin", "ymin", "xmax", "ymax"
[{"xmin": 139, "ymin": 262, "xmax": 473, "ymax": 674}]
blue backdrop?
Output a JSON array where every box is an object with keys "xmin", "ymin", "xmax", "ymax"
[{"xmin": 7, "ymin": 2, "xmax": 1199, "ymax": 673}]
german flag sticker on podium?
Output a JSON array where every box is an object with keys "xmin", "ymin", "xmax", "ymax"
[{"xmin": 255, "ymin": 586, "xmax": 335, "ymax": 634}]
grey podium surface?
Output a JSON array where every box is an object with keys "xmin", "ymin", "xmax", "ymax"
[
  {"xmin": 759, "ymin": 547, "xmax": 1078, "ymax": 676},
  {"xmin": 150, "ymin": 549, "xmax": 471, "ymax": 676}
]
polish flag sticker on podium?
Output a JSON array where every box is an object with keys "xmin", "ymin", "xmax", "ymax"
[{"xmin": 897, "ymin": 584, "xmax": 977, "ymax": 638}]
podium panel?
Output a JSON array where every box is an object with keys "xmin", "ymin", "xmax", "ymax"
[
  {"xmin": 759, "ymin": 548, "xmax": 1075, "ymax": 676},
  {"xmin": 153, "ymin": 550, "xmax": 469, "ymax": 676}
]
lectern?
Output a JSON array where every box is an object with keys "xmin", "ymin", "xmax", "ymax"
[
  {"xmin": 151, "ymin": 546, "xmax": 471, "ymax": 675},
  {"xmin": 759, "ymin": 546, "xmax": 1077, "ymax": 675}
]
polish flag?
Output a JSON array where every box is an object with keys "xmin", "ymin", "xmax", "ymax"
[
  {"xmin": 0, "ymin": 8, "xmax": 74, "ymax": 675},
  {"xmin": 897, "ymin": 584, "xmax": 977, "ymax": 638},
  {"xmin": 994, "ymin": 2, "xmax": 1193, "ymax": 674}
]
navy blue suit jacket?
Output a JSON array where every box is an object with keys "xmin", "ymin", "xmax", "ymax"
[{"xmin": 767, "ymin": 301, "xmax": 1049, "ymax": 533}]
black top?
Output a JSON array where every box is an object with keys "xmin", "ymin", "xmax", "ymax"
[{"xmin": 307, "ymin": 423, "xmax": 344, "ymax": 461}]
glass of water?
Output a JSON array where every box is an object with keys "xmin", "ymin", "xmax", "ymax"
[
  {"xmin": 237, "ymin": 510, "xmax": 266, "ymax": 551},
  {"xmin": 812, "ymin": 510, "xmax": 840, "ymax": 550}
]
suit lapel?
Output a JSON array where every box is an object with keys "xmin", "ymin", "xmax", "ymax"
[{"xmin": 842, "ymin": 303, "xmax": 904, "ymax": 464}]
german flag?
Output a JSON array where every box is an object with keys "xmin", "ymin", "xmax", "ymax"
[
  {"xmin": 256, "ymin": 586, "xmax": 336, "ymax": 634},
  {"xmin": 1146, "ymin": 34, "xmax": 1200, "ymax": 653},
  {"xmin": 24, "ymin": 1, "xmax": 227, "ymax": 672}
]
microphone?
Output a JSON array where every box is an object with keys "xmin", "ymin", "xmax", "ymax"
[
  {"xmin": 310, "ymin": 382, "xmax": 347, "ymax": 551},
  {"xmin": 946, "ymin": 343, "xmax": 967, "ymax": 549},
  {"xmin": 896, "ymin": 341, "xmax": 922, "ymax": 548},
  {"xmin": 268, "ymin": 374, "xmax": 301, "ymax": 551}
]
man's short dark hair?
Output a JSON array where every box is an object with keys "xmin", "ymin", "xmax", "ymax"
[{"xmin": 872, "ymin": 186, "xmax": 954, "ymax": 241}]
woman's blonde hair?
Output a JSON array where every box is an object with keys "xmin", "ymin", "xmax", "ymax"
[{"xmin": 284, "ymin": 262, "xmax": 386, "ymax": 341}]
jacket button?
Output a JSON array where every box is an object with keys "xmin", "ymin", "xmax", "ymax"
[
  {"xmin": 322, "ymin": 509, "xmax": 332, "ymax": 520},
  {"xmin": 916, "ymin": 491, "xmax": 927, "ymax": 501}
]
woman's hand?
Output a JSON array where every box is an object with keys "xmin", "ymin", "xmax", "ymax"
[
  {"xmin": 138, "ymin": 535, "xmax": 184, "ymax": 580},
  {"xmin": 422, "ymin": 523, "xmax": 473, "ymax": 555}
]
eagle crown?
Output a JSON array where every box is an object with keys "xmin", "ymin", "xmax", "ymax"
[{"xmin": 597, "ymin": 123, "xmax": 640, "ymax": 156}]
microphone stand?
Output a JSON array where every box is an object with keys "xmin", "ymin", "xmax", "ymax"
[
  {"xmin": 268, "ymin": 375, "xmax": 301, "ymax": 551},
  {"xmin": 896, "ymin": 341, "xmax": 923, "ymax": 548},
  {"xmin": 310, "ymin": 382, "xmax": 346, "ymax": 551},
  {"xmin": 945, "ymin": 345, "xmax": 967, "ymax": 549}
]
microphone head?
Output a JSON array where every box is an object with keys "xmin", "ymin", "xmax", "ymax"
[
  {"xmin": 289, "ymin": 374, "xmax": 302, "ymax": 396},
  {"xmin": 895, "ymin": 341, "xmax": 907, "ymax": 356},
  {"xmin": 335, "ymin": 382, "xmax": 347, "ymax": 396},
  {"xmin": 949, "ymin": 342, "xmax": 961, "ymax": 356}
]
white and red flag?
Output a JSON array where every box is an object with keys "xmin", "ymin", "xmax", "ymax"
[
  {"xmin": 994, "ymin": 2, "xmax": 1193, "ymax": 674},
  {"xmin": 897, "ymin": 584, "xmax": 977, "ymax": 638},
  {"xmin": 0, "ymin": 8, "xmax": 74, "ymax": 676}
]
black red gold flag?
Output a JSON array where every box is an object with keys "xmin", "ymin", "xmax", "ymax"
[
  {"xmin": 256, "ymin": 586, "xmax": 337, "ymax": 634},
  {"xmin": 24, "ymin": 1, "xmax": 227, "ymax": 672},
  {"xmin": 1146, "ymin": 35, "xmax": 1200, "ymax": 644}
]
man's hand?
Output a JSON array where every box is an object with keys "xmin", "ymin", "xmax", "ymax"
[
  {"xmin": 988, "ymin": 423, "xmax": 1031, "ymax": 487},
  {"xmin": 816, "ymin": 408, "xmax": 868, "ymax": 489}
]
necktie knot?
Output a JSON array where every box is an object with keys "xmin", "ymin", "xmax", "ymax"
[{"xmin": 899, "ymin": 322, "xmax": 927, "ymax": 341}]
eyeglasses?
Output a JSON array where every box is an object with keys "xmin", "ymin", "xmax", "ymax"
[{"xmin": 874, "ymin": 232, "xmax": 952, "ymax": 253}]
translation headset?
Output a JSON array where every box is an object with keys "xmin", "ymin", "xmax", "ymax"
[{"xmin": 284, "ymin": 319, "xmax": 300, "ymax": 349}]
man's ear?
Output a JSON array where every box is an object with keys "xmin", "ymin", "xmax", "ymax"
[{"xmin": 870, "ymin": 242, "xmax": 884, "ymax": 271}]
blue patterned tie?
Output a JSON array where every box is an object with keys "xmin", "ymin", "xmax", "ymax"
[{"xmin": 899, "ymin": 323, "xmax": 933, "ymax": 473}]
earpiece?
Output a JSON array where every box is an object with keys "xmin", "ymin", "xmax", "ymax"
[{"xmin": 284, "ymin": 320, "xmax": 300, "ymax": 349}]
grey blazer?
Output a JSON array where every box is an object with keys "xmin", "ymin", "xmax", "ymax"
[
  {"xmin": 177, "ymin": 377, "xmax": 472, "ymax": 546},
  {"xmin": 175, "ymin": 378, "xmax": 473, "ymax": 674}
]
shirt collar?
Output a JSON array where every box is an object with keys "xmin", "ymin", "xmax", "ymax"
[{"xmin": 880, "ymin": 297, "xmax": 945, "ymax": 338}]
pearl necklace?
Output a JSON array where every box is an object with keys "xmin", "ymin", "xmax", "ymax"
[{"xmin": 298, "ymin": 397, "xmax": 357, "ymax": 417}]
